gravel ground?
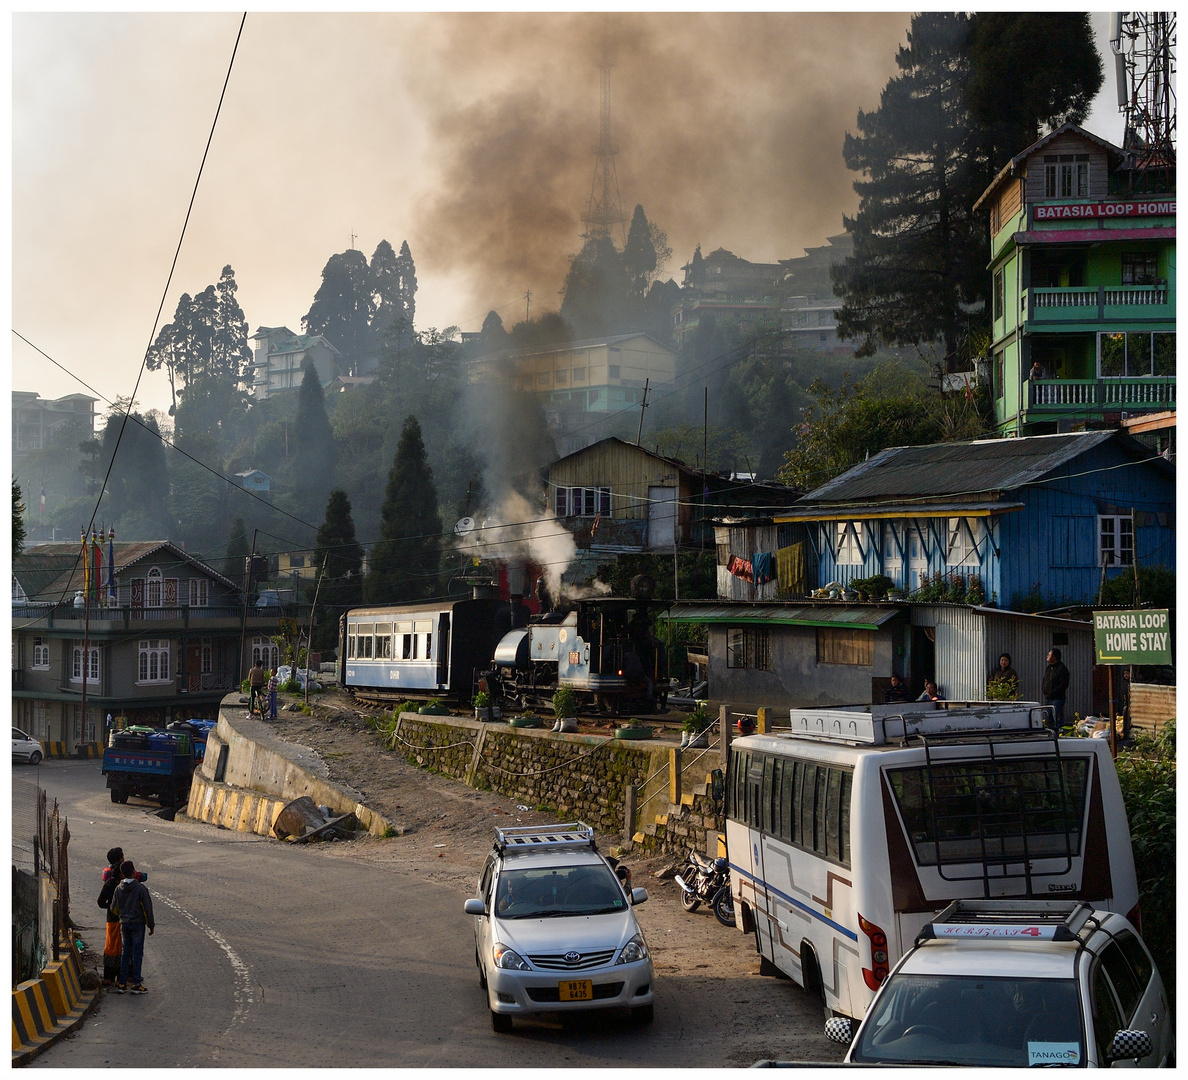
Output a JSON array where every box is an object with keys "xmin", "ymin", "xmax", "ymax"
[{"xmin": 251, "ymin": 688, "xmax": 846, "ymax": 1064}]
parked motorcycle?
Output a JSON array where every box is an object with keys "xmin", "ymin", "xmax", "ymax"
[{"xmin": 675, "ymin": 851, "xmax": 735, "ymax": 927}]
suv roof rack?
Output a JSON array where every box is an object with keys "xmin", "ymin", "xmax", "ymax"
[
  {"xmin": 494, "ymin": 822, "xmax": 597, "ymax": 855},
  {"xmin": 917, "ymin": 899, "xmax": 1096, "ymax": 944},
  {"xmin": 784, "ymin": 703, "xmax": 1051, "ymax": 746}
]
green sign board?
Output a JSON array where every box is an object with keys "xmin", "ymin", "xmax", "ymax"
[{"xmin": 1093, "ymin": 608, "xmax": 1172, "ymax": 665}]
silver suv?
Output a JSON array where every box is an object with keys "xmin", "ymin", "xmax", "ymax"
[
  {"xmin": 827, "ymin": 899, "xmax": 1174, "ymax": 1067},
  {"xmin": 464, "ymin": 823, "xmax": 654, "ymax": 1033}
]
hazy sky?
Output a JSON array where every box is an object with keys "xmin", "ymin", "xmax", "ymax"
[{"xmin": 12, "ymin": 12, "xmax": 1126, "ymax": 420}]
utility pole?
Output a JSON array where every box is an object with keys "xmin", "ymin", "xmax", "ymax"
[
  {"xmin": 237, "ymin": 529, "xmax": 259, "ymax": 686},
  {"xmin": 635, "ymin": 378, "xmax": 650, "ymax": 446},
  {"xmin": 304, "ymin": 555, "xmax": 329, "ymax": 710},
  {"xmin": 526, "ymin": 290, "xmax": 531, "ymax": 322}
]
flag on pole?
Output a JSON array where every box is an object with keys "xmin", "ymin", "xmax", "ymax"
[
  {"xmin": 39, "ymin": 487, "xmax": 45, "ymax": 522},
  {"xmin": 107, "ymin": 526, "xmax": 117, "ymax": 605},
  {"xmin": 80, "ymin": 528, "xmax": 89, "ymax": 601},
  {"xmin": 93, "ymin": 530, "xmax": 103, "ymax": 605}
]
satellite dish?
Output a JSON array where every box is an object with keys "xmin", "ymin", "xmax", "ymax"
[{"xmin": 454, "ymin": 517, "xmax": 476, "ymax": 537}]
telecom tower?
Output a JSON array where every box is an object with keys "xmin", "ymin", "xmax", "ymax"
[
  {"xmin": 581, "ymin": 44, "xmax": 627, "ymax": 246},
  {"xmin": 1110, "ymin": 11, "xmax": 1176, "ymax": 191}
]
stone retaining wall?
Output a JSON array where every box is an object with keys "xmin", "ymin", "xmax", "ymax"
[{"xmin": 386, "ymin": 712, "xmax": 671, "ymax": 839}]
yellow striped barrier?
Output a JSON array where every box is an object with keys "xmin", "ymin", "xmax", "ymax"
[{"xmin": 12, "ymin": 942, "xmax": 98, "ymax": 1065}]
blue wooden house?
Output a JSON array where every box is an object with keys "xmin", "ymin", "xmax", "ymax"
[{"xmin": 777, "ymin": 431, "xmax": 1174, "ymax": 610}]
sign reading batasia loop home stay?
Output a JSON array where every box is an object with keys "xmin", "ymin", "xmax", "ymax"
[
  {"xmin": 1034, "ymin": 200, "xmax": 1176, "ymax": 221},
  {"xmin": 1093, "ymin": 608, "xmax": 1172, "ymax": 665}
]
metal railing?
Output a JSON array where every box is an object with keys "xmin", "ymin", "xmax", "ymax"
[{"xmin": 1028, "ymin": 376, "xmax": 1176, "ymax": 409}]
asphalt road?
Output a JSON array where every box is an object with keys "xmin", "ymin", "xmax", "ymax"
[{"xmin": 24, "ymin": 758, "xmax": 837, "ymax": 1067}]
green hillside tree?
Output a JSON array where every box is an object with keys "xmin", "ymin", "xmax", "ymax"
[
  {"xmin": 303, "ymin": 249, "xmax": 375, "ymax": 374},
  {"xmin": 13, "ymin": 479, "xmax": 26, "ymax": 558},
  {"xmin": 290, "ymin": 361, "xmax": 338, "ymax": 517},
  {"xmin": 223, "ymin": 516, "xmax": 250, "ymax": 588},
  {"xmin": 312, "ymin": 489, "xmax": 364, "ymax": 649},
  {"xmin": 365, "ymin": 416, "xmax": 441, "ymax": 603}
]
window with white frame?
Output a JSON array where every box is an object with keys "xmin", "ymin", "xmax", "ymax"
[
  {"xmin": 1098, "ymin": 515, "xmax": 1134, "ymax": 567},
  {"xmin": 947, "ymin": 517, "xmax": 982, "ymax": 567},
  {"xmin": 146, "ymin": 567, "xmax": 163, "ymax": 608},
  {"xmin": 1044, "ymin": 154, "xmax": 1089, "ymax": 198},
  {"xmin": 556, "ymin": 486, "xmax": 611, "ymax": 517},
  {"xmin": 71, "ymin": 645, "xmax": 101, "ymax": 684},
  {"xmin": 835, "ymin": 521, "xmax": 862, "ymax": 566},
  {"xmin": 189, "ymin": 577, "xmax": 209, "ymax": 607},
  {"xmin": 32, "ymin": 701, "xmax": 48, "ymax": 741},
  {"xmin": 32, "ymin": 637, "xmax": 50, "ymax": 669},
  {"xmin": 201, "ymin": 638, "xmax": 213, "ymax": 674},
  {"xmin": 137, "ymin": 639, "xmax": 170, "ymax": 684},
  {"xmin": 252, "ymin": 637, "xmax": 279, "ymax": 670}
]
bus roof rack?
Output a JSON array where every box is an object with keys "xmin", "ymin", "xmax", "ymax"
[
  {"xmin": 494, "ymin": 822, "xmax": 597, "ymax": 855},
  {"xmin": 917, "ymin": 899, "xmax": 1096, "ymax": 944},
  {"xmin": 784, "ymin": 703, "xmax": 1051, "ymax": 746}
]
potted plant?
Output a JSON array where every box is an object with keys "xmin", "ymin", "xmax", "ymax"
[
  {"xmin": 552, "ymin": 686, "xmax": 580, "ymax": 733},
  {"xmin": 418, "ymin": 697, "xmax": 450, "ymax": 716},
  {"xmin": 682, "ymin": 703, "xmax": 713, "ymax": 748},
  {"xmin": 473, "ymin": 690, "xmax": 500, "ymax": 723}
]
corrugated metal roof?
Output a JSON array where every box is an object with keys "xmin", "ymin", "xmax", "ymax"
[
  {"xmin": 660, "ymin": 602, "xmax": 902, "ymax": 630},
  {"xmin": 801, "ymin": 432, "xmax": 1119, "ymax": 504}
]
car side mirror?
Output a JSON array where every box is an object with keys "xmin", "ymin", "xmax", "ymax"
[
  {"xmin": 630, "ymin": 887, "xmax": 648, "ymax": 906},
  {"xmin": 1106, "ymin": 1029, "xmax": 1152, "ymax": 1062},
  {"xmin": 824, "ymin": 1016, "xmax": 853, "ymax": 1045},
  {"xmin": 463, "ymin": 898, "xmax": 486, "ymax": 916}
]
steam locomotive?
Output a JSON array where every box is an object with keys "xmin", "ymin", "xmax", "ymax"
[{"xmin": 339, "ymin": 594, "xmax": 669, "ymax": 714}]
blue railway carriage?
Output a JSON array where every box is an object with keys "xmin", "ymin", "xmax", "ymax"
[{"xmin": 340, "ymin": 598, "xmax": 526, "ymax": 699}]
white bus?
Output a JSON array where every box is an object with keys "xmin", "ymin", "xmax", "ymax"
[{"xmin": 724, "ymin": 702, "xmax": 1140, "ymax": 1022}]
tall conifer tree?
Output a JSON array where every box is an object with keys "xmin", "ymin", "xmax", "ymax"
[
  {"xmin": 291, "ymin": 361, "xmax": 338, "ymax": 516},
  {"xmin": 365, "ymin": 416, "xmax": 441, "ymax": 603}
]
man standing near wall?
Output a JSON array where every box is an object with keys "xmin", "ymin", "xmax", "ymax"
[{"xmin": 1042, "ymin": 648, "xmax": 1070, "ymax": 731}]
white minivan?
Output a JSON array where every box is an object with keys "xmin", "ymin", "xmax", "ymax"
[{"xmin": 464, "ymin": 823, "xmax": 654, "ymax": 1032}]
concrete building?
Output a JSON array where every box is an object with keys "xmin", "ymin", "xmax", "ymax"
[
  {"xmin": 973, "ymin": 124, "xmax": 1175, "ymax": 435},
  {"xmin": 248, "ymin": 326, "xmax": 342, "ymax": 400},
  {"xmin": 12, "ymin": 392, "xmax": 97, "ymax": 461},
  {"xmin": 12, "ymin": 541, "xmax": 305, "ymax": 748}
]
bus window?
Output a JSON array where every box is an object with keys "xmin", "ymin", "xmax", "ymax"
[
  {"xmin": 799, "ymin": 764, "xmax": 818, "ymax": 851},
  {"xmin": 838, "ymin": 770, "xmax": 853, "ymax": 866},
  {"xmin": 825, "ymin": 768, "xmax": 844, "ymax": 862},
  {"xmin": 762, "ymin": 757, "xmax": 776, "ymax": 834},
  {"xmin": 748, "ymin": 756, "xmax": 765, "ymax": 827},
  {"xmin": 779, "ymin": 759, "xmax": 795, "ymax": 845},
  {"xmin": 887, "ymin": 757, "xmax": 1090, "ymax": 865},
  {"xmin": 815, "ymin": 767, "xmax": 829, "ymax": 854}
]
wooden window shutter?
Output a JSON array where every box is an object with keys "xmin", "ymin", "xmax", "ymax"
[
  {"xmin": 130, "ymin": 578, "xmax": 144, "ymax": 608},
  {"xmin": 164, "ymin": 578, "xmax": 178, "ymax": 605}
]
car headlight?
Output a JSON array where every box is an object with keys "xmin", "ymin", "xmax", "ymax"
[
  {"xmin": 493, "ymin": 945, "xmax": 531, "ymax": 970},
  {"xmin": 614, "ymin": 934, "xmax": 649, "ymax": 965}
]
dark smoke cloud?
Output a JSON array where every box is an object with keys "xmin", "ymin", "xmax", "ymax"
[{"xmin": 409, "ymin": 12, "xmax": 910, "ymax": 314}]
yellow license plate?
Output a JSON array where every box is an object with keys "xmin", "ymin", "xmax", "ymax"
[{"xmin": 558, "ymin": 979, "xmax": 593, "ymax": 1002}]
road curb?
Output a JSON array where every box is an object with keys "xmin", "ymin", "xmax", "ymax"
[{"xmin": 11, "ymin": 945, "xmax": 99, "ymax": 1066}]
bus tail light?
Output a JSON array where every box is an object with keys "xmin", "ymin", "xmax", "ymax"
[
  {"xmin": 858, "ymin": 913, "xmax": 889, "ymax": 990},
  {"xmin": 1126, "ymin": 901, "xmax": 1142, "ymax": 934}
]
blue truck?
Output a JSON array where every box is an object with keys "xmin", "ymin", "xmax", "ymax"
[{"xmin": 102, "ymin": 728, "xmax": 195, "ymax": 806}]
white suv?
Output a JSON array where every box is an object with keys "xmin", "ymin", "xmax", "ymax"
[
  {"xmin": 464, "ymin": 823, "xmax": 655, "ymax": 1033},
  {"xmin": 827, "ymin": 899, "xmax": 1173, "ymax": 1067}
]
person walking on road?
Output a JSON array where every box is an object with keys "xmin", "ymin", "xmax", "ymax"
[
  {"xmin": 268, "ymin": 668, "xmax": 279, "ymax": 720},
  {"xmin": 1042, "ymin": 648, "xmax": 1070, "ymax": 730},
  {"xmin": 111, "ymin": 860, "xmax": 154, "ymax": 994},
  {"xmin": 248, "ymin": 659, "xmax": 268, "ymax": 716}
]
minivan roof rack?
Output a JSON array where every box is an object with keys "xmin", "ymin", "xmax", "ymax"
[
  {"xmin": 783, "ymin": 703, "xmax": 1051, "ymax": 746},
  {"xmin": 917, "ymin": 899, "xmax": 1096, "ymax": 944},
  {"xmin": 494, "ymin": 822, "xmax": 597, "ymax": 855}
]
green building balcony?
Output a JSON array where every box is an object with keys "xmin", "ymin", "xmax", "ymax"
[
  {"xmin": 1024, "ymin": 285, "xmax": 1171, "ymax": 329},
  {"xmin": 1025, "ymin": 376, "xmax": 1176, "ymax": 420}
]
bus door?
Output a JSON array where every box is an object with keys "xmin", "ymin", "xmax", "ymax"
[{"xmin": 748, "ymin": 753, "xmax": 777, "ymax": 965}]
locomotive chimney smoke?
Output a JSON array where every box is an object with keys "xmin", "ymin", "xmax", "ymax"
[
  {"xmin": 559, "ymin": 580, "xmax": 612, "ymax": 601},
  {"xmin": 456, "ymin": 373, "xmax": 574, "ymax": 593},
  {"xmin": 456, "ymin": 490, "xmax": 576, "ymax": 600}
]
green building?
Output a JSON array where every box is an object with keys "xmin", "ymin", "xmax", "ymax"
[{"xmin": 974, "ymin": 124, "xmax": 1175, "ymax": 436}]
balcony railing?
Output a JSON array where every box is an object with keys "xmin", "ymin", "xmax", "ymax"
[
  {"xmin": 1027, "ymin": 377, "xmax": 1176, "ymax": 411},
  {"xmin": 1026, "ymin": 286, "xmax": 1171, "ymax": 324},
  {"xmin": 11, "ymin": 602, "xmax": 312, "ymax": 627}
]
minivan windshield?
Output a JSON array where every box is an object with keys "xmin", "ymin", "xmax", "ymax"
[
  {"xmin": 495, "ymin": 864, "xmax": 627, "ymax": 919},
  {"xmin": 849, "ymin": 973, "xmax": 1085, "ymax": 1067}
]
